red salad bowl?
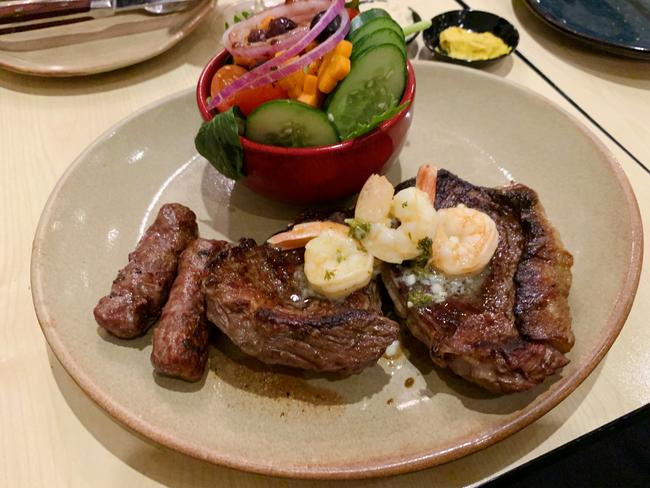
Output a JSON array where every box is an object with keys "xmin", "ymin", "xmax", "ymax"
[{"xmin": 197, "ymin": 48, "xmax": 416, "ymax": 204}]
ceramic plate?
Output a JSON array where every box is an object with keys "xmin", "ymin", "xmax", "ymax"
[
  {"xmin": 524, "ymin": 0, "xmax": 650, "ymax": 59},
  {"xmin": 0, "ymin": 0, "xmax": 213, "ymax": 76},
  {"xmin": 31, "ymin": 62, "xmax": 642, "ymax": 479}
]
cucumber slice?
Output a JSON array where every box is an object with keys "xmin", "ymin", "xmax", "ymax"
[
  {"xmin": 349, "ymin": 8, "xmax": 391, "ymax": 35},
  {"xmin": 245, "ymin": 100, "xmax": 339, "ymax": 148},
  {"xmin": 326, "ymin": 44, "xmax": 407, "ymax": 141},
  {"xmin": 348, "ymin": 16, "xmax": 404, "ymax": 46},
  {"xmin": 351, "ymin": 28, "xmax": 406, "ymax": 61}
]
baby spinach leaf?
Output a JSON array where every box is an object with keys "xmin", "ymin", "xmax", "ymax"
[{"xmin": 194, "ymin": 108, "xmax": 245, "ymax": 180}]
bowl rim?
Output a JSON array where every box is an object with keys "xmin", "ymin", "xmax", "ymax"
[
  {"xmin": 196, "ymin": 48, "xmax": 416, "ymax": 154},
  {"xmin": 424, "ymin": 9, "xmax": 520, "ymax": 65}
]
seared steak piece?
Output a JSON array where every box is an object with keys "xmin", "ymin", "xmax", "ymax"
[
  {"xmin": 203, "ymin": 239, "xmax": 400, "ymax": 374},
  {"xmin": 94, "ymin": 203, "xmax": 198, "ymax": 338},
  {"xmin": 151, "ymin": 238, "xmax": 229, "ymax": 382},
  {"xmin": 384, "ymin": 170, "xmax": 574, "ymax": 394}
]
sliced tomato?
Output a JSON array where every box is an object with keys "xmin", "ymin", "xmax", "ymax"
[
  {"xmin": 225, "ymin": 84, "xmax": 288, "ymax": 115},
  {"xmin": 210, "ymin": 64, "xmax": 247, "ymax": 96},
  {"xmin": 346, "ymin": 7, "xmax": 360, "ymax": 20},
  {"xmin": 210, "ymin": 64, "xmax": 288, "ymax": 116}
]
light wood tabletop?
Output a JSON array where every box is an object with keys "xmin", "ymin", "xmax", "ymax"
[{"xmin": 1, "ymin": 0, "xmax": 648, "ymax": 486}]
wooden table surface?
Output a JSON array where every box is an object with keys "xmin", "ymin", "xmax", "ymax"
[{"xmin": 1, "ymin": 0, "xmax": 648, "ymax": 486}]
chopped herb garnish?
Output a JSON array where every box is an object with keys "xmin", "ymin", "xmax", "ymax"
[
  {"xmin": 336, "ymin": 249, "xmax": 344, "ymax": 263},
  {"xmin": 407, "ymin": 290, "xmax": 433, "ymax": 307},
  {"xmin": 402, "ymin": 201, "xmax": 408, "ymax": 208},
  {"xmin": 418, "ymin": 236, "xmax": 433, "ymax": 255},
  {"xmin": 324, "ymin": 269, "xmax": 336, "ymax": 281},
  {"xmin": 345, "ymin": 218, "xmax": 371, "ymax": 240},
  {"xmin": 414, "ymin": 237, "xmax": 433, "ymax": 267},
  {"xmin": 241, "ymin": 10, "xmax": 251, "ymax": 19}
]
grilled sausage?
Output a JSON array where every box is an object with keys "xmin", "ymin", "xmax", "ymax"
[
  {"xmin": 151, "ymin": 238, "xmax": 228, "ymax": 382},
  {"xmin": 93, "ymin": 203, "xmax": 198, "ymax": 338}
]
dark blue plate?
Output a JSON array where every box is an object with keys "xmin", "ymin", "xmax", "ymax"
[{"xmin": 524, "ymin": 0, "xmax": 650, "ymax": 59}]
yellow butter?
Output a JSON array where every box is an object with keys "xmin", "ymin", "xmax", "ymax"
[{"xmin": 438, "ymin": 26, "xmax": 511, "ymax": 61}]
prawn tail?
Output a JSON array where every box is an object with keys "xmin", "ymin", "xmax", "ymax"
[{"xmin": 416, "ymin": 164, "xmax": 439, "ymax": 204}]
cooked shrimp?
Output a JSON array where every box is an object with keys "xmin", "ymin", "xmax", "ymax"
[
  {"xmin": 304, "ymin": 230, "xmax": 374, "ymax": 299},
  {"xmin": 415, "ymin": 164, "xmax": 438, "ymax": 203},
  {"xmin": 378, "ymin": 186, "xmax": 437, "ymax": 261},
  {"xmin": 267, "ymin": 221, "xmax": 349, "ymax": 250},
  {"xmin": 362, "ymin": 222, "xmax": 417, "ymax": 264},
  {"xmin": 354, "ymin": 174, "xmax": 394, "ymax": 224},
  {"xmin": 431, "ymin": 204, "xmax": 499, "ymax": 275},
  {"xmin": 353, "ymin": 175, "xmax": 439, "ymax": 264}
]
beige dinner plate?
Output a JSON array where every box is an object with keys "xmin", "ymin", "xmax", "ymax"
[
  {"xmin": 0, "ymin": 0, "xmax": 213, "ymax": 76},
  {"xmin": 31, "ymin": 62, "xmax": 643, "ymax": 479}
]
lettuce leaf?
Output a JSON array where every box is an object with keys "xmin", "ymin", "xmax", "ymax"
[
  {"xmin": 338, "ymin": 101, "xmax": 410, "ymax": 141},
  {"xmin": 194, "ymin": 107, "xmax": 245, "ymax": 180}
]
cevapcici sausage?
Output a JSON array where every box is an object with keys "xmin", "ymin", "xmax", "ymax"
[
  {"xmin": 151, "ymin": 238, "xmax": 228, "ymax": 382},
  {"xmin": 93, "ymin": 203, "xmax": 198, "ymax": 338}
]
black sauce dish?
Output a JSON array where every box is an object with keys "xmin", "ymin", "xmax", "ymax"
[{"xmin": 423, "ymin": 9, "xmax": 519, "ymax": 68}]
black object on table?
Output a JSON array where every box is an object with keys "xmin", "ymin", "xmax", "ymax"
[{"xmin": 483, "ymin": 402, "xmax": 650, "ymax": 487}]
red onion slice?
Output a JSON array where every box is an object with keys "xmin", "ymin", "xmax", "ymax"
[
  {"xmin": 228, "ymin": 25, "xmax": 309, "ymax": 61},
  {"xmin": 232, "ymin": 10, "xmax": 350, "ymax": 93},
  {"xmin": 223, "ymin": 0, "xmax": 331, "ymax": 60},
  {"xmin": 209, "ymin": 0, "xmax": 345, "ymax": 111}
]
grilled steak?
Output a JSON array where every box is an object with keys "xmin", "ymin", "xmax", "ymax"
[
  {"xmin": 203, "ymin": 238, "xmax": 400, "ymax": 374},
  {"xmin": 94, "ymin": 203, "xmax": 198, "ymax": 338},
  {"xmin": 151, "ymin": 238, "xmax": 229, "ymax": 382},
  {"xmin": 383, "ymin": 170, "xmax": 574, "ymax": 394}
]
